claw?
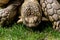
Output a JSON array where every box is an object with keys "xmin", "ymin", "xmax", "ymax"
[
  {"xmin": 53, "ymin": 21, "xmax": 60, "ymax": 31},
  {"xmin": 17, "ymin": 16, "xmax": 23, "ymax": 23},
  {"xmin": 42, "ymin": 17, "xmax": 49, "ymax": 21},
  {"xmin": 53, "ymin": 22, "xmax": 56, "ymax": 29}
]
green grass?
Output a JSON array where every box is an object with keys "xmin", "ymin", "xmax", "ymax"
[{"xmin": 0, "ymin": 22, "xmax": 60, "ymax": 40}]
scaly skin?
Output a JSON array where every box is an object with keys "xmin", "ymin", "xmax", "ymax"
[
  {"xmin": 0, "ymin": 0, "xmax": 9, "ymax": 6},
  {"xmin": 0, "ymin": 0, "xmax": 21, "ymax": 26},
  {"xmin": 18, "ymin": 0, "xmax": 42, "ymax": 27},
  {"xmin": 40, "ymin": 0, "xmax": 60, "ymax": 31}
]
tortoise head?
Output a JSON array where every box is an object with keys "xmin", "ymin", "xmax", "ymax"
[
  {"xmin": 22, "ymin": 6, "xmax": 42, "ymax": 27},
  {"xmin": 18, "ymin": 0, "xmax": 42, "ymax": 27}
]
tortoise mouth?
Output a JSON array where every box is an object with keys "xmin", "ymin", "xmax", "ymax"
[{"xmin": 23, "ymin": 16, "xmax": 41, "ymax": 27}]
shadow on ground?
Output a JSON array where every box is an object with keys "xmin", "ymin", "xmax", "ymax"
[{"xmin": 26, "ymin": 21, "xmax": 53, "ymax": 32}]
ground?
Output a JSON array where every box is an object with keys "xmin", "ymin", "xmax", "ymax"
[{"xmin": 0, "ymin": 22, "xmax": 60, "ymax": 40}]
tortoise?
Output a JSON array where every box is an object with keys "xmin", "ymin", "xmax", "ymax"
[
  {"xmin": 17, "ymin": 0, "xmax": 60, "ymax": 31},
  {"xmin": 0, "ymin": 0, "xmax": 60, "ymax": 31}
]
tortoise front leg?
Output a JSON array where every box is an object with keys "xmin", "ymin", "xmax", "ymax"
[
  {"xmin": 53, "ymin": 21, "xmax": 60, "ymax": 31},
  {"xmin": 0, "ymin": 0, "xmax": 22, "ymax": 26}
]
